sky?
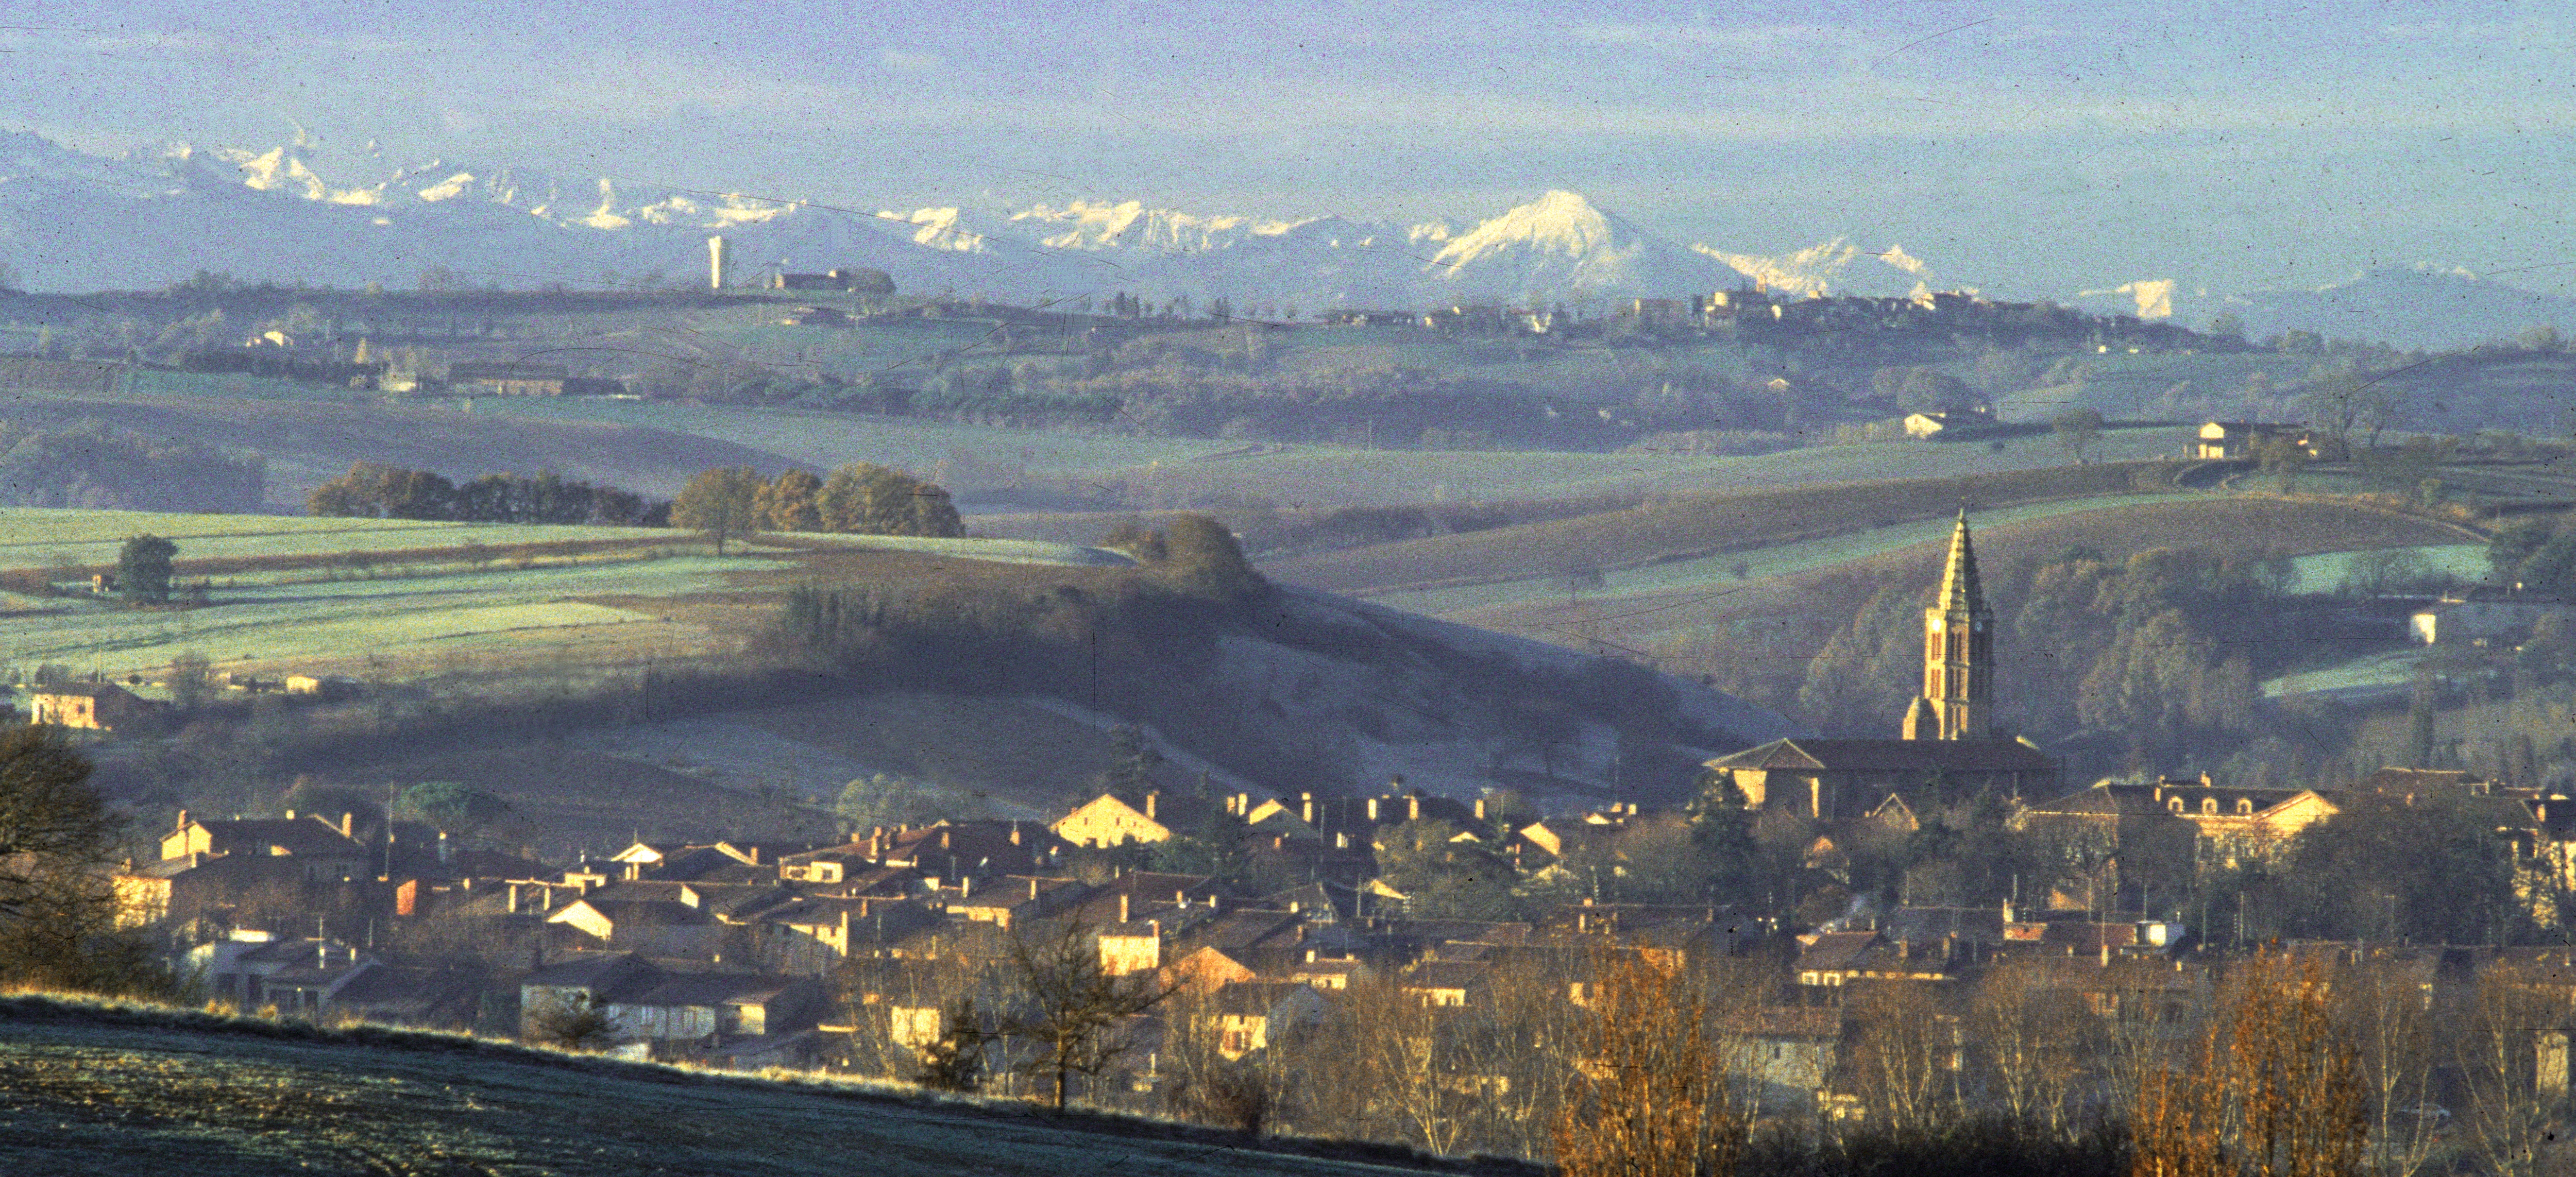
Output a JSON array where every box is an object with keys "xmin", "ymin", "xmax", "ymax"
[{"xmin": 6, "ymin": 0, "xmax": 2576, "ymax": 299}]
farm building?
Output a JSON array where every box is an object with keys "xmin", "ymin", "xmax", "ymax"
[
  {"xmin": 28, "ymin": 681, "xmax": 160, "ymax": 730},
  {"xmin": 2411, "ymin": 585, "xmax": 2576, "ymax": 646},
  {"xmin": 1903, "ymin": 409, "xmax": 2000, "ymax": 440},
  {"xmin": 446, "ymin": 363, "xmax": 625, "ymax": 397},
  {"xmin": 2196, "ymin": 421, "xmax": 2315, "ymax": 460}
]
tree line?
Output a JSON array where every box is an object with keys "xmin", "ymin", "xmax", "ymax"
[
  {"xmin": 670, "ymin": 463, "xmax": 966, "ymax": 554},
  {"xmin": 817, "ymin": 921, "xmax": 2562, "ymax": 1177},
  {"xmin": 305, "ymin": 461, "xmax": 666, "ymax": 525},
  {"xmin": 305, "ymin": 461, "xmax": 972, "ymax": 550}
]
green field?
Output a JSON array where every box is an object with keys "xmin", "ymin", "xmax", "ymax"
[
  {"xmin": 0, "ymin": 507, "xmax": 651, "ymax": 569},
  {"xmin": 478, "ymin": 397, "xmax": 1240, "ymax": 481},
  {"xmin": 0, "ymin": 508, "xmax": 1127, "ymax": 681},
  {"xmin": 1368, "ymin": 494, "xmax": 2157, "ymax": 617},
  {"xmin": 0, "ymin": 552, "xmax": 769, "ymax": 680}
]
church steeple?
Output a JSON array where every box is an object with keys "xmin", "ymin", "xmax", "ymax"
[{"xmin": 1905, "ymin": 509, "xmax": 1996, "ymax": 740}]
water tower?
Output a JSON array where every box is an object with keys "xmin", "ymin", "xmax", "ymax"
[{"xmin": 707, "ymin": 235, "xmax": 729, "ymax": 291}]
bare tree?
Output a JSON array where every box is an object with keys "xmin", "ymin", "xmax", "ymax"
[
  {"xmin": 2052, "ymin": 407, "xmax": 2105, "ymax": 465},
  {"xmin": 1844, "ymin": 981, "xmax": 1959, "ymax": 1135},
  {"xmin": 1161, "ymin": 989, "xmax": 1284, "ymax": 1135},
  {"xmin": 167, "ymin": 650, "xmax": 213, "ymax": 710},
  {"xmin": 2455, "ymin": 974, "xmax": 2561, "ymax": 1177},
  {"xmin": 2131, "ymin": 952, "xmax": 2368, "ymax": 1177},
  {"xmin": 1968, "ymin": 958, "xmax": 2101, "ymax": 1137},
  {"xmin": 2334, "ymin": 955, "xmax": 2442, "ymax": 1177},
  {"xmin": 1342, "ymin": 976, "xmax": 1467, "ymax": 1155},
  {"xmin": 1000, "ymin": 920, "xmax": 1173, "ymax": 1111},
  {"xmin": 1552, "ymin": 947, "xmax": 1746, "ymax": 1177}
]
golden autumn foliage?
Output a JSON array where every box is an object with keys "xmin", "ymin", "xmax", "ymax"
[
  {"xmin": 1552, "ymin": 948, "xmax": 1746, "ymax": 1177},
  {"xmin": 2130, "ymin": 953, "xmax": 2368, "ymax": 1177}
]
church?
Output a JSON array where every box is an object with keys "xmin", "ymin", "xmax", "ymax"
[{"xmin": 1700, "ymin": 510, "xmax": 2059, "ymax": 821}]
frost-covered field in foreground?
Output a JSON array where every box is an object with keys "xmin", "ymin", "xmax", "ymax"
[{"xmin": 0, "ymin": 994, "xmax": 1500, "ymax": 1177}]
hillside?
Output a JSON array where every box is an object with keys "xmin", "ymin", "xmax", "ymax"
[
  {"xmin": 0, "ymin": 386, "xmax": 803, "ymax": 507},
  {"xmin": 1, "ymin": 507, "xmax": 1786, "ymax": 851},
  {"xmin": 0, "ymin": 995, "xmax": 1512, "ymax": 1177},
  {"xmin": 1266, "ymin": 461, "xmax": 2185, "ymax": 595}
]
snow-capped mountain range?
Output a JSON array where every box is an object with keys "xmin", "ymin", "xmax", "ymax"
[
  {"xmin": 1, "ymin": 129, "xmax": 2570, "ymax": 349},
  {"xmin": 0, "ymin": 130, "xmax": 1962, "ymax": 309}
]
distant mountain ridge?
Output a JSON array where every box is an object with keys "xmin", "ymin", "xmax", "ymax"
[{"xmin": 3, "ymin": 129, "xmax": 2572, "ymax": 348}]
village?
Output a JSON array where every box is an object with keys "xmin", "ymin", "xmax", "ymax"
[{"xmin": 85, "ymin": 512, "xmax": 2576, "ymax": 1157}]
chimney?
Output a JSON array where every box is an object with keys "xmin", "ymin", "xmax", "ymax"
[
  {"xmin": 437, "ymin": 831, "xmax": 453, "ymax": 865},
  {"xmin": 1366, "ymin": 798, "xmax": 1379, "ymax": 822},
  {"xmin": 1145, "ymin": 793, "xmax": 1157, "ymax": 820},
  {"xmin": 961, "ymin": 875, "xmax": 972, "ymax": 899},
  {"xmin": 339, "ymin": 812, "xmax": 354, "ymax": 838},
  {"xmin": 1119, "ymin": 893, "xmax": 1131, "ymax": 924},
  {"xmin": 1299, "ymin": 792, "xmax": 1315, "ymax": 825},
  {"xmin": 175, "ymin": 809, "xmax": 189, "ymax": 834},
  {"xmin": 1029, "ymin": 878, "xmax": 1040, "ymax": 901},
  {"xmin": 1407, "ymin": 795, "xmax": 1421, "ymax": 822},
  {"xmin": 1305, "ymin": 947, "xmax": 1318, "ymax": 963},
  {"xmin": 940, "ymin": 830, "xmax": 951, "ymax": 851},
  {"xmin": 1010, "ymin": 824, "xmax": 1022, "ymax": 846},
  {"xmin": 1474, "ymin": 798, "xmax": 1486, "ymax": 821}
]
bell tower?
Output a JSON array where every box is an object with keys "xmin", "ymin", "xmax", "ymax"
[{"xmin": 1904, "ymin": 509, "xmax": 1995, "ymax": 740}]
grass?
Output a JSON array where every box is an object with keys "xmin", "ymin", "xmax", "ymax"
[
  {"xmin": 0, "ymin": 508, "xmax": 1129, "ymax": 681},
  {"xmin": 0, "ymin": 506, "xmax": 653, "ymax": 567},
  {"xmin": 1268, "ymin": 460, "xmax": 2186, "ymax": 595},
  {"xmin": 0, "ymin": 385, "xmax": 799, "ymax": 505},
  {"xmin": 0, "ymin": 990, "xmax": 1530, "ymax": 1177},
  {"xmin": 1451, "ymin": 496, "xmax": 2483, "ymax": 660}
]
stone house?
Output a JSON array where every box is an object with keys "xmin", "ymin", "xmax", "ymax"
[
  {"xmin": 1051, "ymin": 790, "xmax": 1236, "ymax": 848},
  {"xmin": 2410, "ymin": 586, "xmax": 2576, "ymax": 647},
  {"xmin": 2196, "ymin": 421, "xmax": 2315, "ymax": 460},
  {"xmin": 29, "ymin": 681, "xmax": 161, "ymax": 730},
  {"xmin": 1195, "ymin": 981, "xmax": 1329, "ymax": 1059},
  {"xmin": 160, "ymin": 811, "xmax": 371, "ymax": 884}
]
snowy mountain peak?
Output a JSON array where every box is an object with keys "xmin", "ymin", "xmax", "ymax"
[
  {"xmin": 1430, "ymin": 190, "xmax": 1628, "ymax": 272},
  {"xmin": 1693, "ymin": 236, "xmax": 1949, "ymax": 299}
]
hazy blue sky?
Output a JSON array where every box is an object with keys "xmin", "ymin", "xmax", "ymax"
[{"xmin": 7, "ymin": 1, "xmax": 2575, "ymax": 298}]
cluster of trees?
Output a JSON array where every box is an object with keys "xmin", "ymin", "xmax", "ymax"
[
  {"xmin": 834, "ymin": 924, "xmax": 2562, "ymax": 1177},
  {"xmin": 2488, "ymin": 506, "xmax": 2576, "ymax": 594},
  {"xmin": 670, "ymin": 463, "xmax": 964, "ymax": 554},
  {"xmin": 0, "ymin": 420, "xmax": 264, "ymax": 512},
  {"xmin": 774, "ymin": 515, "xmax": 1264, "ymax": 692},
  {"xmin": 305, "ymin": 462, "xmax": 665, "ymax": 525},
  {"xmin": 1795, "ymin": 546, "xmax": 2289, "ymax": 772}
]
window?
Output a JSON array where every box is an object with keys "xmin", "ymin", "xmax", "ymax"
[
  {"xmin": 2168, "ymin": 798, "xmax": 2184, "ymax": 814},
  {"xmin": 2202, "ymin": 799, "xmax": 2219, "ymax": 816},
  {"xmin": 2236, "ymin": 800, "xmax": 2253, "ymax": 816}
]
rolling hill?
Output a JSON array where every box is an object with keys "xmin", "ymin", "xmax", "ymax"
[{"xmin": 0, "ymin": 994, "xmax": 1520, "ymax": 1177}]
